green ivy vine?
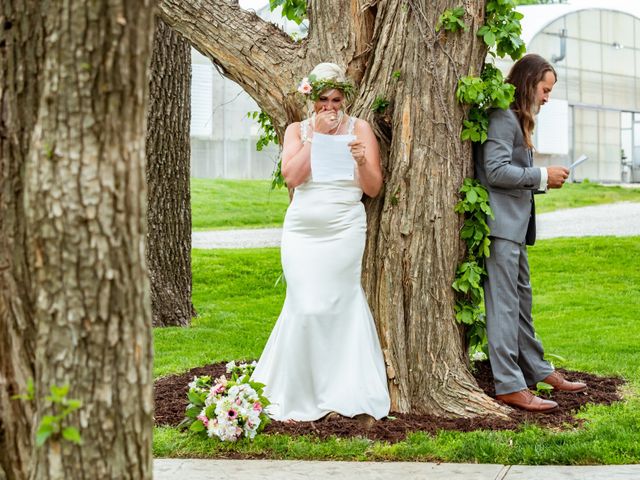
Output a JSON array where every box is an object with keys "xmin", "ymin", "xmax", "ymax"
[
  {"xmin": 449, "ymin": 0, "xmax": 527, "ymax": 357},
  {"xmin": 248, "ymin": 110, "xmax": 279, "ymax": 152},
  {"xmin": 452, "ymin": 179, "xmax": 493, "ymax": 357}
]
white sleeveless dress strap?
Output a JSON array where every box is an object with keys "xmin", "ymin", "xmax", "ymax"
[
  {"xmin": 300, "ymin": 119, "xmax": 310, "ymax": 143},
  {"xmin": 347, "ymin": 116, "xmax": 357, "ymax": 135}
]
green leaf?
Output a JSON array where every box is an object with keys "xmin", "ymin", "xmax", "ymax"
[
  {"xmin": 62, "ymin": 427, "xmax": 82, "ymax": 445},
  {"xmin": 185, "ymin": 405, "xmax": 202, "ymax": 419},
  {"xmin": 65, "ymin": 399, "xmax": 82, "ymax": 410},
  {"xmin": 50, "ymin": 384, "xmax": 69, "ymax": 401},
  {"xmin": 190, "ymin": 420, "xmax": 206, "ymax": 433},
  {"xmin": 36, "ymin": 424, "xmax": 54, "ymax": 447},
  {"xmin": 187, "ymin": 390, "xmax": 204, "ymax": 405},
  {"xmin": 483, "ymin": 30, "xmax": 496, "ymax": 46}
]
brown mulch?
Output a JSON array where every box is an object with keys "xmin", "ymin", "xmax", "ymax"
[{"xmin": 154, "ymin": 361, "xmax": 625, "ymax": 443}]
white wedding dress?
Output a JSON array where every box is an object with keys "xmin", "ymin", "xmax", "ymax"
[{"xmin": 252, "ymin": 117, "xmax": 390, "ymax": 421}]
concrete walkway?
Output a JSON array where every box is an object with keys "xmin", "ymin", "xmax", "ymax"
[
  {"xmin": 154, "ymin": 459, "xmax": 640, "ymax": 479},
  {"xmin": 192, "ymin": 202, "xmax": 640, "ymax": 249}
]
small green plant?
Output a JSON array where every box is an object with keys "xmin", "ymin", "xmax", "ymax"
[
  {"xmin": 436, "ymin": 7, "xmax": 468, "ymax": 33},
  {"xmin": 13, "ymin": 381, "xmax": 83, "ymax": 446},
  {"xmin": 371, "ymin": 96, "xmax": 390, "ymax": 114},
  {"xmin": 271, "ymin": 158, "xmax": 286, "ymax": 190},
  {"xmin": 248, "ymin": 110, "xmax": 279, "ymax": 152},
  {"xmin": 27, "ymin": 384, "xmax": 82, "ymax": 446},
  {"xmin": 533, "ymin": 381, "xmax": 554, "ymax": 397},
  {"xmin": 454, "ymin": 0, "xmax": 524, "ymax": 143},
  {"xmin": 269, "ymin": 0, "xmax": 306, "ymax": 24},
  {"xmin": 457, "ymin": 64, "xmax": 515, "ymax": 143},
  {"xmin": 391, "ymin": 70, "xmax": 402, "ymax": 80},
  {"xmin": 478, "ymin": 0, "xmax": 526, "ymax": 59},
  {"xmin": 389, "ymin": 187, "xmax": 401, "ymax": 206}
]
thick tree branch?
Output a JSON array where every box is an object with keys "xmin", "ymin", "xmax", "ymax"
[
  {"xmin": 307, "ymin": 0, "xmax": 376, "ymax": 83},
  {"xmin": 158, "ymin": 0, "xmax": 305, "ymax": 131}
]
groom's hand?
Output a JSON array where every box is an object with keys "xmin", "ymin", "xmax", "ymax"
[{"xmin": 547, "ymin": 166, "xmax": 570, "ymax": 189}]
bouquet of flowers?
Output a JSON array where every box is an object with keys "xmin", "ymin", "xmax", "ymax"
[{"xmin": 181, "ymin": 361, "xmax": 271, "ymax": 442}]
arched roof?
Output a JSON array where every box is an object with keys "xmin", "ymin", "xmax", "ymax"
[{"xmin": 519, "ymin": 0, "xmax": 640, "ymax": 45}]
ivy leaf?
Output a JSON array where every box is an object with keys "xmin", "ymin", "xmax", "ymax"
[
  {"xmin": 36, "ymin": 424, "xmax": 54, "ymax": 447},
  {"xmin": 62, "ymin": 427, "xmax": 82, "ymax": 445},
  {"xmin": 483, "ymin": 30, "xmax": 496, "ymax": 47}
]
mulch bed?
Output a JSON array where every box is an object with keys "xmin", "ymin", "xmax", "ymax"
[{"xmin": 154, "ymin": 361, "xmax": 625, "ymax": 443}]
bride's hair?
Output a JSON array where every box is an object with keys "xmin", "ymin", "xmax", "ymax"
[{"xmin": 308, "ymin": 62, "xmax": 349, "ymax": 84}]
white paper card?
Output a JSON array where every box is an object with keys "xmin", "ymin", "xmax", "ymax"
[{"xmin": 310, "ymin": 133, "xmax": 356, "ymax": 182}]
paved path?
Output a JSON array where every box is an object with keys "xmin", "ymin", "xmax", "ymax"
[
  {"xmin": 154, "ymin": 459, "xmax": 640, "ymax": 479},
  {"xmin": 192, "ymin": 202, "xmax": 640, "ymax": 249},
  {"xmin": 537, "ymin": 201, "xmax": 640, "ymax": 239}
]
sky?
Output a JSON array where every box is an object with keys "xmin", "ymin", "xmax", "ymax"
[{"xmin": 239, "ymin": 0, "xmax": 269, "ymax": 11}]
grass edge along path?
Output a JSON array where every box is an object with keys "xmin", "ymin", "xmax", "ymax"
[{"xmin": 189, "ymin": 178, "xmax": 640, "ymax": 230}]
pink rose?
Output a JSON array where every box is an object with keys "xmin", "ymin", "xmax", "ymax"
[
  {"xmin": 197, "ymin": 414, "xmax": 209, "ymax": 427},
  {"xmin": 212, "ymin": 383, "xmax": 225, "ymax": 395},
  {"xmin": 253, "ymin": 402, "xmax": 262, "ymax": 412}
]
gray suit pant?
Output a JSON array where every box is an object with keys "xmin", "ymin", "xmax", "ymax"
[{"xmin": 484, "ymin": 238, "xmax": 553, "ymax": 395}]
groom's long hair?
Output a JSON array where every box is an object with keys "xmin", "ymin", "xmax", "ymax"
[{"xmin": 506, "ymin": 54, "xmax": 557, "ymax": 149}]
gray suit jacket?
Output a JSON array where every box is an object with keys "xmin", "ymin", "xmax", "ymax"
[{"xmin": 474, "ymin": 108, "xmax": 541, "ymax": 245}]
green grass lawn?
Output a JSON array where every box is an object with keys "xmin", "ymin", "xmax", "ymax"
[
  {"xmin": 189, "ymin": 178, "xmax": 640, "ymax": 230},
  {"xmin": 191, "ymin": 178, "xmax": 289, "ymax": 230},
  {"xmin": 153, "ymin": 237, "xmax": 640, "ymax": 464},
  {"xmin": 535, "ymin": 180, "xmax": 640, "ymax": 213}
]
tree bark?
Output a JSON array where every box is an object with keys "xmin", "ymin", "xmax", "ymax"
[
  {"xmin": 159, "ymin": 0, "xmax": 510, "ymax": 418},
  {"xmin": 357, "ymin": 0, "xmax": 507, "ymax": 416},
  {"xmin": 0, "ymin": 2, "xmax": 44, "ymax": 478},
  {"xmin": 22, "ymin": 1, "xmax": 156, "ymax": 478},
  {"xmin": 147, "ymin": 18, "xmax": 195, "ymax": 327}
]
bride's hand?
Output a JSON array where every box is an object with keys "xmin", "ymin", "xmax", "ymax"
[
  {"xmin": 349, "ymin": 139, "xmax": 366, "ymax": 166},
  {"xmin": 315, "ymin": 109, "xmax": 339, "ymax": 134}
]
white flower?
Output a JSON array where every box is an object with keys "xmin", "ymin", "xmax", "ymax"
[
  {"xmin": 471, "ymin": 351, "xmax": 488, "ymax": 362},
  {"xmin": 225, "ymin": 361, "xmax": 237, "ymax": 373},
  {"xmin": 187, "ymin": 376, "xmax": 199, "ymax": 390}
]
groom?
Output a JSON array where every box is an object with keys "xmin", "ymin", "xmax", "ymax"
[{"xmin": 475, "ymin": 54, "xmax": 587, "ymax": 413}]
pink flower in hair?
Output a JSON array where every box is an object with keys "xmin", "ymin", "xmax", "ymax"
[{"xmin": 298, "ymin": 77, "xmax": 312, "ymax": 95}]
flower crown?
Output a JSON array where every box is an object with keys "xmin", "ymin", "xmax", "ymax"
[{"xmin": 297, "ymin": 74, "xmax": 355, "ymax": 101}]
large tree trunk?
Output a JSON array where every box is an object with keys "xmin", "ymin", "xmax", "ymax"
[
  {"xmin": 146, "ymin": 18, "xmax": 195, "ymax": 327},
  {"xmin": 357, "ymin": 0, "xmax": 505, "ymax": 416},
  {"xmin": 160, "ymin": 0, "xmax": 509, "ymax": 418},
  {"xmin": 0, "ymin": 2, "xmax": 44, "ymax": 478},
  {"xmin": 20, "ymin": 1, "xmax": 156, "ymax": 478}
]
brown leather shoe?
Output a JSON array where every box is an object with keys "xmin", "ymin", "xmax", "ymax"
[
  {"xmin": 495, "ymin": 389, "xmax": 559, "ymax": 413},
  {"xmin": 541, "ymin": 371, "xmax": 587, "ymax": 393}
]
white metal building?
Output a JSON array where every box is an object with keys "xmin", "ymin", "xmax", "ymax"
[{"xmin": 189, "ymin": 4, "xmax": 305, "ymax": 179}]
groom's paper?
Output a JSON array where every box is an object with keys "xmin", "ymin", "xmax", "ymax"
[
  {"xmin": 569, "ymin": 155, "xmax": 588, "ymax": 171},
  {"xmin": 310, "ymin": 133, "xmax": 356, "ymax": 182}
]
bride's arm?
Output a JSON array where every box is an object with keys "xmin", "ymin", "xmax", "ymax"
[
  {"xmin": 281, "ymin": 122, "xmax": 311, "ymax": 188},
  {"xmin": 351, "ymin": 120, "xmax": 382, "ymax": 197}
]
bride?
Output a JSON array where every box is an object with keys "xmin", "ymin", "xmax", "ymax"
[{"xmin": 251, "ymin": 63, "xmax": 390, "ymax": 422}]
